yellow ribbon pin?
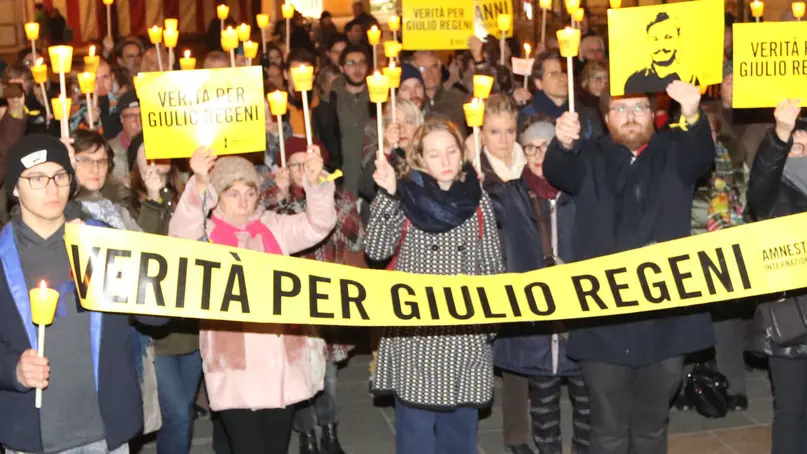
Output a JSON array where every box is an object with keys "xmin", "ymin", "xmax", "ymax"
[{"xmin": 320, "ymin": 169, "xmax": 343, "ymax": 183}]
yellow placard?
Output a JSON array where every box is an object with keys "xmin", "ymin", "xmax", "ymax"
[
  {"xmin": 402, "ymin": 0, "xmax": 475, "ymax": 50},
  {"xmin": 138, "ymin": 67, "xmax": 266, "ymax": 159},
  {"xmin": 607, "ymin": 0, "xmax": 724, "ymax": 96},
  {"xmin": 67, "ymin": 213, "xmax": 807, "ymax": 327},
  {"xmin": 475, "ymin": 0, "xmax": 514, "ymax": 40},
  {"xmin": 731, "ymin": 22, "xmax": 807, "ymax": 108}
]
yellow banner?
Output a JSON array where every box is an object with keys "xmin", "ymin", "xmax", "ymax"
[
  {"xmin": 138, "ymin": 67, "xmax": 267, "ymax": 159},
  {"xmin": 731, "ymin": 22, "xmax": 807, "ymax": 108},
  {"xmin": 475, "ymin": 0, "xmax": 514, "ymax": 40},
  {"xmin": 66, "ymin": 214, "xmax": 807, "ymax": 327},
  {"xmin": 607, "ymin": 0, "xmax": 724, "ymax": 96},
  {"xmin": 402, "ymin": 0, "xmax": 475, "ymax": 50}
]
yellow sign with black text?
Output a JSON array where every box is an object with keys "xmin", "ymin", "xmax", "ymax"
[
  {"xmin": 731, "ymin": 22, "xmax": 807, "ymax": 108},
  {"xmin": 402, "ymin": 0, "xmax": 475, "ymax": 50},
  {"xmin": 401, "ymin": 0, "xmax": 512, "ymax": 50},
  {"xmin": 608, "ymin": 0, "xmax": 724, "ymax": 96},
  {"xmin": 138, "ymin": 67, "xmax": 266, "ymax": 159},
  {"xmin": 66, "ymin": 214, "xmax": 807, "ymax": 327},
  {"xmin": 475, "ymin": 0, "xmax": 514, "ymax": 40}
]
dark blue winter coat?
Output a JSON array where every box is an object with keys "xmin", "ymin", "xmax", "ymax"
[
  {"xmin": 489, "ymin": 177, "xmax": 580, "ymax": 376},
  {"xmin": 0, "ymin": 220, "xmax": 165, "ymax": 453}
]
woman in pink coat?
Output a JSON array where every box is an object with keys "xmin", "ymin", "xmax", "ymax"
[{"xmin": 168, "ymin": 146, "xmax": 337, "ymax": 454}]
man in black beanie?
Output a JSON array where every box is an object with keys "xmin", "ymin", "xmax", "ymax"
[{"xmin": 0, "ymin": 134, "xmax": 163, "ymax": 454}]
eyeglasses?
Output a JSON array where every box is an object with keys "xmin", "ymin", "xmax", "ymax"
[
  {"xmin": 121, "ymin": 113, "xmax": 141, "ymax": 122},
  {"xmin": 19, "ymin": 172, "xmax": 72, "ymax": 189},
  {"xmin": 344, "ymin": 60, "xmax": 367, "ymax": 68},
  {"xmin": 523, "ymin": 143, "xmax": 548, "ymax": 155},
  {"xmin": 288, "ymin": 162, "xmax": 304, "ymax": 171},
  {"xmin": 610, "ymin": 104, "xmax": 652, "ymax": 117},
  {"xmin": 418, "ymin": 64, "xmax": 441, "ymax": 73},
  {"xmin": 75, "ymin": 156, "xmax": 109, "ymax": 169}
]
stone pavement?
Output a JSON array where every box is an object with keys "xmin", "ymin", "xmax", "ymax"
[{"xmin": 136, "ymin": 354, "xmax": 775, "ymax": 454}]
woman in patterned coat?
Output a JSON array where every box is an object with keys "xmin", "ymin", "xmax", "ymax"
[{"xmin": 366, "ymin": 117, "xmax": 505, "ymax": 454}]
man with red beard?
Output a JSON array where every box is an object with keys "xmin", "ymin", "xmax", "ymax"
[{"xmin": 543, "ymin": 81, "xmax": 716, "ymax": 454}]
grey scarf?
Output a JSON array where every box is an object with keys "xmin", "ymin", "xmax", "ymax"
[{"xmin": 783, "ymin": 157, "xmax": 807, "ymax": 198}]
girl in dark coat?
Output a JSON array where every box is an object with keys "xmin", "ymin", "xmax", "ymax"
[
  {"xmin": 746, "ymin": 98, "xmax": 807, "ymax": 454},
  {"xmin": 489, "ymin": 119, "xmax": 590, "ymax": 454}
]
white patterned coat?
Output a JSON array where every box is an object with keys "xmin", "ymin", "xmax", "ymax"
[{"xmin": 365, "ymin": 190, "xmax": 505, "ymax": 409}]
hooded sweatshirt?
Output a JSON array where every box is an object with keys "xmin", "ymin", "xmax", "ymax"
[{"xmin": 13, "ymin": 202, "xmax": 105, "ymax": 453}]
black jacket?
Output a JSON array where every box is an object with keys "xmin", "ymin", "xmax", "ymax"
[
  {"xmin": 303, "ymin": 97, "xmax": 342, "ymax": 172},
  {"xmin": 489, "ymin": 178, "xmax": 580, "ymax": 376},
  {"xmin": 542, "ymin": 114, "xmax": 716, "ymax": 366},
  {"xmin": 746, "ymin": 129, "xmax": 807, "ymax": 358},
  {"xmin": 0, "ymin": 218, "xmax": 166, "ymax": 452}
]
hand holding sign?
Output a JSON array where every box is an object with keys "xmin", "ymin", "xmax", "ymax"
[
  {"xmin": 555, "ymin": 111, "xmax": 580, "ymax": 150},
  {"xmin": 16, "ymin": 349, "xmax": 49, "ymax": 390},
  {"xmin": 774, "ymin": 98, "xmax": 802, "ymax": 142},
  {"xmin": 665, "ymin": 81, "xmax": 701, "ymax": 122},
  {"xmin": 190, "ymin": 147, "xmax": 216, "ymax": 194}
]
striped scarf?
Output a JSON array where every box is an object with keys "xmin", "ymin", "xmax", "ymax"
[{"xmin": 706, "ymin": 141, "xmax": 744, "ymax": 232}]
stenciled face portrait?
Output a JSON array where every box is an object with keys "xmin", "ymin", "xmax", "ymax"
[{"xmin": 647, "ymin": 16, "xmax": 680, "ymax": 68}]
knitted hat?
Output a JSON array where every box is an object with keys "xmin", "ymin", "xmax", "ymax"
[
  {"xmin": 400, "ymin": 63, "xmax": 424, "ymax": 88},
  {"xmin": 127, "ymin": 132, "xmax": 145, "ymax": 171},
  {"xmin": 117, "ymin": 90, "xmax": 140, "ymax": 117},
  {"xmin": 520, "ymin": 121, "xmax": 555, "ymax": 146},
  {"xmin": 723, "ymin": 60, "xmax": 733, "ymax": 78},
  {"xmin": 5, "ymin": 134, "xmax": 75, "ymax": 198},
  {"xmin": 283, "ymin": 136, "xmax": 329, "ymax": 167},
  {"xmin": 209, "ymin": 156, "xmax": 262, "ymax": 195}
]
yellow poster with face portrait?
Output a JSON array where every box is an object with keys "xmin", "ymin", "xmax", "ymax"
[
  {"xmin": 607, "ymin": 0, "xmax": 724, "ymax": 96},
  {"xmin": 137, "ymin": 67, "xmax": 266, "ymax": 159}
]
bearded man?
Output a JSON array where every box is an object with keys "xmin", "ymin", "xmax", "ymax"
[
  {"xmin": 624, "ymin": 12, "xmax": 700, "ymax": 94},
  {"xmin": 543, "ymin": 81, "xmax": 716, "ymax": 454}
]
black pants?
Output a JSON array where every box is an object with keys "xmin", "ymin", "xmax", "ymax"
[
  {"xmin": 769, "ymin": 356, "xmax": 807, "ymax": 454},
  {"xmin": 580, "ymin": 356, "xmax": 683, "ymax": 454},
  {"xmin": 218, "ymin": 407, "xmax": 294, "ymax": 454}
]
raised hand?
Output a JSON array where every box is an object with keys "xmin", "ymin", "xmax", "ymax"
[
  {"xmin": 373, "ymin": 154, "xmax": 396, "ymax": 195},
  {"xmin": 304, "ymin": 146, "xmax": 325, "ymax": 185},
  {"xmin": 555, "ymin": 111, "xmax": 580, "ymax": 150},
  {"xmin": 665, "ymin": 81, "xmax": 701, "ymax": 121},
  {"xmin": 774, "ymin": 98, "xmax": 802, "ymax": 143},
  {"xmin": 189, "ymin": 147, "xmax": 216, "ymax": 194}
]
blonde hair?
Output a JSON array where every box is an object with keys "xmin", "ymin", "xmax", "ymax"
[
  {"xmin": 484, "ymin": 94, "xmax": 518, "ymax": 122},
  {"xmin": 402, "ymin": 117, "xmax": 468, "ymax": 181},
  {"xmin": 383, "ymin": 99, "xmax": 424, "ymax": 127}
]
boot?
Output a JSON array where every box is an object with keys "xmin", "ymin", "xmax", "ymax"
[
  {"xmin": 299, "ymin": 430, "xmax": 320, "ymax": 454},
  {"xmin": 320, "ymin": 423, "xmax": 346, "ymax": 454}
]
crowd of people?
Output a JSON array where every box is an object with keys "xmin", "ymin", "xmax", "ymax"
[{"xmin": 0, "ymin": 2, "xmax": 806, "ymax": 454}]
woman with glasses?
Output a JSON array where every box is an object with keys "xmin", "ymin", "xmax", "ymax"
[
  {"xmin": 69, "ymin": 129, "xmax": 165, "ymax": 443},
  {"xmin": 488, "ymin": 117, "xmax": 590, "ymax": 454},
  {"xmin": 579, "ymin": 60, "xmax": 609, "ymax": 111},
  {"xmin": 747, "ymin": 99, "xmax": 807, "ymax": 454}
]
